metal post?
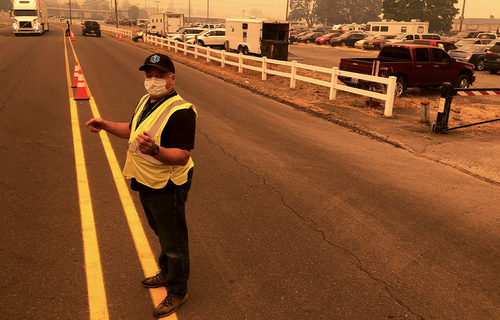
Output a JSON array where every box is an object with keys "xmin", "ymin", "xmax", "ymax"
[
  {"xmin": 420, "ymin": 100, "xmax": 430, "ymax": 124},
  {"xmin": 433, "ymin": 83, "xmax": 454, "ymax": 133}
]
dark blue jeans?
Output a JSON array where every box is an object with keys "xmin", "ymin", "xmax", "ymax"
[{"xmin": 139, "ymin": 179, "xmax": 191, "ymax": 298}]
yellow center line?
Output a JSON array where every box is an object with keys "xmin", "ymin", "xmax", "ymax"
[
  {"xmin": 63, "ymin": 26, "xmax": 179, "ymax": 318},
  {"xmin": 60, "ymin": 26, "xmax": 109, "ymax": 320}
]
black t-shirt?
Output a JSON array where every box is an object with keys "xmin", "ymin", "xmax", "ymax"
[{"xmin": 129, "ymin": 92, "xmax": 196, "ymax": 192}]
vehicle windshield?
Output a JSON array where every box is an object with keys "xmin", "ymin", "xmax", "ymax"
[
  {"xmin": 394, "ymin": 33, "xmax": 406, "ymax": 40},
  {"xmin": 373, "ymin": 35, "xmax": 385, "ymax": 40},
  {"xmin": 455, "ymin": 32, "xmax": 470, "ymax": 37},
  {"xmin": 14, "ymin": 10, "xmax": 37, "ymax": 16}
]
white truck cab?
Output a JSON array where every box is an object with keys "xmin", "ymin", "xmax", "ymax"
[{"xmin": 11, "ymin": 0, "xmax": 49, "ymax": 35}]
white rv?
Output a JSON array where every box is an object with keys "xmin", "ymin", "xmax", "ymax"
[
  {"xmin": 147, "ymin": 13, "xmax": 184, "ymax": 37},
  {"xmin": 365, "ymin": 19, "xmax": 429, "ymax": 36},
  {"xmin": 225, "ymin": 18, "xmax": 290, "ymax": 60},
  {"xmin": 11, "ymin": 0, "xmax": 49, "ymax": 35}
]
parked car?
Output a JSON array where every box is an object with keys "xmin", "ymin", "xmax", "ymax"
[
  {"xmin": 330, "ymin": 33, "xmax": 368, "ymax": 47},
  {"xmin": 354, "ymin": 35, "xmax": 380, "ymax": 49},
  {"xmin": 289, "ymin": 30, "xmax": 307, "ymax": 43},
  {"xmin": 168, "ymin": 27, "xmax": 205, "ymax": 42},
  {"xmin": 82, "ymin": 20, "xmax": 101, "ymax": 37},
  {"xmin": 315, "ymin": 32, "xmax": 342, "ymax": 45},
  {"xmin": 385, "ymin": 33, "xmax": 441, "ymax": 44},
  {"xmin": 104, "ymin": 17, "xmax": 115, "ymax": 24},
  {"xmin": 362, "ymin": 35, "xmax": 396, "ymax": 50},
  {"xmin": 412, "ymin": 39, "xmax": 456, "ymax": 52},
  {"xmin": 454, "ymin": 38, "xmax": 495, "ymax": 49},
  {"xmin": 137, "ymin": 19, "xmax": 149, "ymax": 28},
  {"xmin": 185, "ymin": 28, "xmax": 225, "ymax": 47},
  {"xmin": 445, "ymin": 30, "xmax": 485, "ymax": 42},
  {"xmin": 484, "ymin": 43, "xmax": 500, "ymax": 74},
  {"xmin": 478, "ymin": 33, "xmax": 498, "ymax": 40},
  {"xmin": 297, "ymin": 32, "xmax": 324, "ymax": 44},
  {"xmin": 449, "ymin": 44, "xmax": 491, "ymax": 71}
]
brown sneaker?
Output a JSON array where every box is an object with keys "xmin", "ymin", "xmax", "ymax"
[
  {"xmin": 153, "ymin": 294, "xmax": 188, "ymax": 318},
  {"xmin": 141, "ymin": 272, "xmax": 168, "ymax": 288}
]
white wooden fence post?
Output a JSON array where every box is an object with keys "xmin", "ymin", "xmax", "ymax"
[
  {"xmin": 221, "ymin": 51, "xmax": 225, "ymax": 68},
  {"xmin": 330, "ymin": 67, "xmax": 338, "ymax": 100},
  {"xmin": 206, "ymin": 47, "xmax": 210, "ymax": 62},
  {"xmin": 262, "ymin": 56, "xmax": 267, "ymax": 81},
  {"xmin": 385, "ymin": 76, "xmax": 397, "ymax": 117},
  {"xmin": 184, "ymin": 42, "xmax": 187, "ymax": 55},
  {"xmin": 238, "ymin": 53, "xmax": 243, "ymax": 73},
  {"xmin": 290, "ymin": 60, "xmax": 297, "ymax": 89},
  {"xmin": 194, "ymin": 45, "xmax": 198, "ymax": 59}
]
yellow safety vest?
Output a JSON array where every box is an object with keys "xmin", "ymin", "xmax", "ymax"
[{"xmin": 122, "ymin": 94, "xmax": 197, "ymax": 189}]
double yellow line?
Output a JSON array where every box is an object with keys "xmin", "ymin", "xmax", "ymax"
[{"xmin": 61, "ymin": 28, "xmax": 175, "ymax": 319}]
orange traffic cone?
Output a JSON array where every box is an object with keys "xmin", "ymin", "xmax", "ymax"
[
  {"xmin": 115, "ymin": 33, "xmax": 118, "ymax": 40},
  {"xmin": 74, "ymin": 70, "xmax": 89, "ymax": 100},
  {"xmin": 119, "ymin": 34, "xmax": 122, "ymax": 41},
  {"xmin": 70, "ymin": 31, "xmax": 75, "ymax": 41},
  {"xmin": 71, "ymin": 62, "xmax": 80, "ymax": 88}
]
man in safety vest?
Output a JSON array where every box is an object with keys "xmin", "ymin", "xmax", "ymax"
[
  {"xmin": 86, "ymin": 53, "xmax": 196, "ymax": 318},
  {"xmin": 133, "ymin": 29, "xmax": 144, "ymax": 42}
]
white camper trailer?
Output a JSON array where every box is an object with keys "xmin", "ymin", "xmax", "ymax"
[
  {"xmin": 365, "ymin": 19, "xmax": 429, "ymax": 36},
  {"xmin": 225, "ymin": 18, "xmax": 290, "ymax": 60},
  {"xmin": 11, "ymin": 0, "xmax": 49, "ymax": 35},
  {"xmin": 147, "ymin": 12, "xmax": 184, "ymax": 37}
]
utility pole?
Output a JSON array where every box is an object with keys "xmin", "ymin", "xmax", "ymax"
[
  {"xmin": 188, "ymin": 0, "xmax": 190, "ymax": 25},
  {"xmin": 155, "ymin": 0, "xmax": 160, "ymax": 13},
  {"xmin": 459, "ymin": 0, "xmax": 466, "ymax": 31},
  {"xmin": 206, "ymin": 0, "xmax": 209, "ymax": 23},
  {"xmin": 242, "ymin": 9, "xmax": 244, "ymax": 19},
  {"xmin": 68, "ymin": 0, "xmax": 72, "ymax": 25},
  {"xmin": 285, "ymin": 0, "xmax": 289, "ymax": 20},
  {"xmin": 115, "ymin": 0, "xmax": 118, "ymax": 28}
]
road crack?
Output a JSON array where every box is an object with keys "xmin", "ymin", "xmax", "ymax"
[{"xmin": 200, "ymin": 128, "xmax": 424, "ymax": 319}]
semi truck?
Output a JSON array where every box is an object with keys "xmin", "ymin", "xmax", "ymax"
[
  {"xmin": 11, "ymin": 0, "xmax": 49, "ymax": 35},
  {"xmin": 147, "ymin": 12, "xmax": 184, "ymax": 37},
  {"xmin": 225, "ymin": 18, "xmax": 290, "ymax": 60}
]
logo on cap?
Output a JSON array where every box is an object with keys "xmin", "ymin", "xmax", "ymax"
[{"xmin": 150, "ymin": 55, "xmax": 160, "ymax": 63}]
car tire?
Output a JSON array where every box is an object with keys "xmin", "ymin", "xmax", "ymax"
[
  {"xmin": 395, "ymin": 75, "xmax": 407, "ymax": 96},
  {"xmin": 475, "ymin": 58, "xmax": 485, "ymax": 71},
  {"xmin": 243, "ymin": 46, "xmax": 249, "ymax": 55},
  {"xmin": 198, "ymin": 40, "xmax": 204, "ymax": 46},
  {"xmin": 488, "ymin": 68, "xmax": 499, "ymax": 74},
  {"xmin": 325, "ymin": 40, "xmax": 330, "ymax": 45},
  {"xmin": 97, "ymin": 32, "xmax": 101, "ymax": 37},
  {"xmin": 82, "ymin": 32, "xmax": 86, "ymax": 36},
  {"xmin": 374, "ymin": 45, "xmax": 381, "ymax": 50},
  {"xmin": 306, "ymin": 39, "xmax": 310, "ymax": 44},
  {"xmin": 341, "ymin": 41, "xmax": 346, "ymax": 48},
  {"xmin": 454, "ymin": 75, "xmax": 470, "ymax": 88}
]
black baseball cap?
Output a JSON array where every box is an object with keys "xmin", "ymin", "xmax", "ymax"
[{"xmin": 139, "ymin": 53, "xmax": 175, "ymax": 74}]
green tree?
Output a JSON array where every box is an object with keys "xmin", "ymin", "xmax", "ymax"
[
  {"xmin": 0, "ymin": 0, "xmax": 13, "ymax": 11},
  {"xmin": 130, "ymin": 5, "xmax": 139, "ymax": 19},
  {"xmin": 315, "ymin": 0, "xmax": 381, "ymax": 25},
  {"xmin": 288, "ymin": 0, "xmax": 318, "ymax": 27},
  {"xmin": 382, "ymin": 0, "xmax": 459, "ymax": 32}
]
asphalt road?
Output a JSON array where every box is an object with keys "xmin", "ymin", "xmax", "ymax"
[{"xmin": 1, "ymin": 22, "xmax": 500, "ymax": 319}]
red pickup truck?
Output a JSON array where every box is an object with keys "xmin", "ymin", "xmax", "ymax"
[{"xmin": 338, "ymin": 44, "xmax": 475, "ymax": 96}]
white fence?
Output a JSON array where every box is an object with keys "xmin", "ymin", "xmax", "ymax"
[
  {"xmin": 102, "ymin": 27, "xmax": 397, "ymax": 117},
  {"xmin": 101, "ymin": 25, "xmax": 133, "ymax": 38}
]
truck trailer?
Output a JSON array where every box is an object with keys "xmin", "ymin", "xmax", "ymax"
[
  {"xmin": 11, "ymin": 0, "xmax": 49, "ymax": 35},
  {"xmin": 147, "ymin": 13, "xmax": 184, "ymax": 37},
  {"xmin": 225, "ymin": 18, "xmax": 290, "ymax": 61},
  {"xmin": 365, "ymin": 19, "xmax": 429, "ymax": 36}
]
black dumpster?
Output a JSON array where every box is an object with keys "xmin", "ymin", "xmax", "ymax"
[{"xmin": 260, "ymin": 40, "xmax": 289, "ymax": 61}]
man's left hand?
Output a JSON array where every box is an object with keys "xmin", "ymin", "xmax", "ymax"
[{"xmin": 136, "ymin": 131, "xmax": 156, "ymax": 154}]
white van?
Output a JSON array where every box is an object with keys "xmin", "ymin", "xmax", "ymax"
[{"xmin": 385, "ymin": 33, "xmax": 441, "ymax": 43}]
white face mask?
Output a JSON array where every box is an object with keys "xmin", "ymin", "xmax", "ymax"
[{"xmin": 144, "ymin": 77, "xmax": 169, "ymax": 97}]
